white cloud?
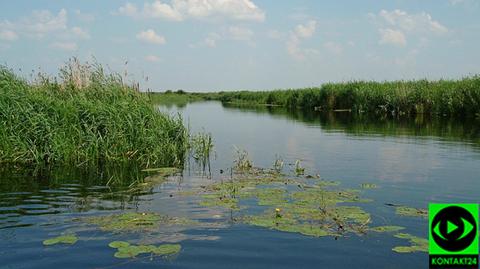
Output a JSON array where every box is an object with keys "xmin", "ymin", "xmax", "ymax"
[
  {"xmin": 267, "ymin": 30, "xmax": 284, "ymax": 39},
  {"xmin": 227, "ymin": 26, "xmax": 253, "ymax": 41},
  {"xmin": 192, "ymin": 27, "xmax": 254, "ymax": 48},
  {"xmin": 449, "ymin": 0, "xmax": 465, "ymax": 5},
  {"xmin": 324, "ymin": 41, "xmax": 343, "ymax": 55},
  {"xmin": 370, "ymin": 9, "xmax": 448, "ymax": 48},
  {"xmin": 71, "ymin": 27, "xmax": 90, "ymax": 39},
  {"xmin": 286, "ymin": 20, "xmax": 317, "ymax": 60},
  {"xmin": 0, "ymin": 30, "xmax": 18, "ymax": 41},
  {"xmin": 379, "ymin": 28, "xmax": 406, "ymax": 47},
  {"xmin": 203, "ymin": 32, "xmax": 221, "ymax": 47},
  {"xmin": 50, "ymin": 41, "xmax": 77, "ymax": 51},
  {"xmin": 144, "ymin": 1, "xmax": 183, "ymax": 21},
  {"xmin": 294, "ymin": 20, "xmax": 316, "ymax": 38},
  {"xmin": 0, "ymin": 8, "xmax": 92, "ymax": 46},
  {"xmin": 145, "ymin": 55, "xmax": 161, "ymax": 62},
  {"xmin": 136, "ymin": 29, "xmax": 166, "ymax": 44},
  {"xmin": 22, "ymin": 9, "xmax": 68, "ymax": 38},
  {"xmin": 117, "ymin": 0, "xmax": 265, "ymax": 22},
  {"xmin": 118, "ymin": 3, "xmax": 138, "ymax": 17},
  {"xmin": 74, "ymin": 10, "xmax": 95, "ymax": 23},
  {"xmin": 377, "ymin": 9, "xmax": 448, "ymax": 35}
]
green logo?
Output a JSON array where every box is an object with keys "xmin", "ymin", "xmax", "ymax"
[{"xmin": 429, "ymin": 204, "xmax": 479, "ymax": 269}]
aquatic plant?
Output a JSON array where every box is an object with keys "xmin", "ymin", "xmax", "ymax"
[
  {"xmin": 273, "ymin": 156, "xmax": 284, "ymax": 173},
  {"xmin": 190, "ymin": 132, "xmax": 214, "ymax": 161},
  {"xmin": 84, "ymin": 212, "xmax": 196, "ymax": 233},
  {"xmin": 0, "ymin": 59, "xmax": 188, "ymax": 167},
  {"xmin": 233, "ymin": 147, "xmax": 253, "ymax": 171},
  {"xmin": 392, "ymin": 233, "xmax": 429, "ymax": 253},
  {"xmin": 43, "ymin": 234, "xmax": 78, "ymax": 246},
  {"xmin": 108, "ymin": 241, "xmax": 181, "ymax": 259},
  {"xmin": 294, "ymin": 160, "xmax": 305, "ymax": 176},
  {"xmin": 395, "ymin": 206, "xmax": 428, "ymax": 218},
  {"xmin": 369, "ymin": 226, "xmax": 405, "ymax": 233},
  {"xmin": 360, "ymin": 183, "xmax": 378, "ymax": 189},
  {"xmin": 186, "ymin": 76, "xmax": 480, "ymax": 116}
]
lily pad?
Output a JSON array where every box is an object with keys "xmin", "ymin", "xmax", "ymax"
[
  {"xmin": 113, "ymin": 243, "xmax": 181, "ymax": 259},
  {"xmin": 43, "ymin": 235, "xmax": 78, "ymax": 246},
  {"xmin": 109, "ymin": 241, "xmax": 131, "ymax": 249}
]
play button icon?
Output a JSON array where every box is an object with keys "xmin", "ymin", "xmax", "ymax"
[{"xmin": 447, "ymin": 221, "xmax": 458, "ymax": 234}]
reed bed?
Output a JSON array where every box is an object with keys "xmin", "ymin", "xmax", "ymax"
[
  {"xmin": 0, "ymin": 59, "xmax": 187, "ymax": 167},
  {"xmin": 195, "ymin": 77, "xmax": 480, "ymax": 116}
]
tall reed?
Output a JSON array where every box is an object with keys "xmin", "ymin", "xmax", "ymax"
[{"xmin": 0, "ymin": 59, "xmax": 187, "ymax": 167}]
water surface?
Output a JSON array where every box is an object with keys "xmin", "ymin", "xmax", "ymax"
[{"xmin": 1, "ymin": 101, "xmax": 479, "ymax": 268}]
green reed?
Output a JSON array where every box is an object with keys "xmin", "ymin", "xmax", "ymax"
[
  {"xmin": 0, "ymin": 59, "xmax": 188, "ymax": 168},
  {"xmin": 191, "ymin": 77, "xmax": 480, "ymax": 116}
]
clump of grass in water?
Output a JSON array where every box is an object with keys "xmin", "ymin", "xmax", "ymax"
[
  {"xmin": 189, "ymin": 131, "xmax": 214, "ymax": 172},
  {"xmin": 233, "ymin": 147, "xmax": 253, "ymax": 171},
  {"xmin": 0, "ymin": 58, "xmax": 187, "ymax": 167}
]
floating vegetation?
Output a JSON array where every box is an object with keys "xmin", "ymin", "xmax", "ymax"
[
  {"xmin": 370, "ymin": 226, "xmax": 405, "ymax": 233},
  {"xmin": 43, "ymin": 234, "xmax": 78, "ymax": 246},
  {"xmin": 392, "ymin": 233, "xmax": 429, "ymax": 253},
  {"xmin": 196, "ymin": 162, "xmax": 375, "ymax": 238},
  {"xmin": 108, "ymin": 241, "xmax": 181, "ymax": 259},
  {"xmin": 360, "ymin": 183, "xmax": 378, "ymax": 189},
  {"xmin": 84, "ymin": 212, "xmax": 196, "ymax": 233},
  {"xmin": 395, "ymin": 206, "xmax": 428, "ymax": 218}
]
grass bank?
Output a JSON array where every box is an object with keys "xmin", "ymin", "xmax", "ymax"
[
  {"xmin": 0, "ymin": 60, "xmax": 187, "ymax": 167},
  {"xmin": 154, "ymin": 77, "xmax": 480, "ymax": 117}
]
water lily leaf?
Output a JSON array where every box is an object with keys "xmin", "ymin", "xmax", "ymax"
[
  {"xmin": 152, "ymin": 244, "xmax": 182, "ymax": 255},
  {"xmin": 43, "ymin": 235, "xmax": 78, "ymax": 246},
  {"xmin": 109, "ymin": 241, "xmax": 130, "ymax": 249}
]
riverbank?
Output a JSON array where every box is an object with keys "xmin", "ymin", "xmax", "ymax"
[
  {"xmin": 0, "ymin": 61, "xmax": 187, "ymax": 167},
  {"xmin": 151, "ymin": 77, "xmax": 480, "ymax": 117}
]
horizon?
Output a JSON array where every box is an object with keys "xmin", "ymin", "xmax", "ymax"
[{"xmin": 1, "ymin": 0, "xmax": 480, "ymax": 92}]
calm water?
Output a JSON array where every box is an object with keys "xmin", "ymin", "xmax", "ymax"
[{"xmin": 1, "ymin": 101, "xmax": 479, "ymax": 268}]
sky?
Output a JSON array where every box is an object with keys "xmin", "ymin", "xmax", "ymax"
[{"xmin": 1, "ymin": 0, "xmax": 479, "ymax": 92}]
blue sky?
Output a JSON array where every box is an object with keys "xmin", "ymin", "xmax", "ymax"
[{"xmin": 1, "ymin": 0, "xmax": 479, "ymax": 91}]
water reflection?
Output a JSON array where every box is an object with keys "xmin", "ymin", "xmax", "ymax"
[{"xmin": 221, "ymin": 103, "xmax": 480, "ymax": 147}]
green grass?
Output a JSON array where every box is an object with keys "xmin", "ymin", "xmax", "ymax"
[
  {"xmin": 165, "ymin": 77, "xmax": 480, "ymax": 116},
  {"xmin": 0, "ymin": 60, "xmax": 187, "ymax": 167}
]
